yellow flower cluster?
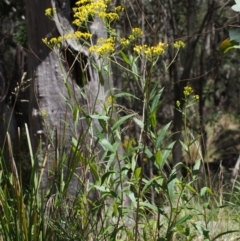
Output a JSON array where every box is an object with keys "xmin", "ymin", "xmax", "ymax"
[
  {"xmin": 120, "ymin": 28, "xmax": 143, "ymax": 47},
  {"xmin": 183, "ymin": 86, "xmax": 193, "ymax": 96},
  {"xmin": 42, "ymin": 31, "xmax": 92, "ymax": 47},
  {"xmin": 89, "ymin": 37, "xmax": 115, "ymax": 55},
  {"xmin": 133, "ymin": 42, "xmax": 168, "ymax": 59},
  {"xmin": 173, "ymin": 40, "xmax": 186, "ymax": 49},
  {"xmin": 194, "ymin": 94, "xmax": 199, "ymax": 100},
  {"xmin": 74, "ymin": 31, "xmax": 92, "ymax": 39},
  {"xmin": 42, "ymin": 37, "xmax": 60, "ymax": 48},
  {"xmin": 107, "ymin": 95, "xmax": 115, "ymax": 104},
  {"xmin": 128, "ymin": 28, "xmax": 143, "ymax": 41},
  {"xmin": 99, "ymin": 12, "xmax": 119, "ymax": 21},
  {"xmin": 73, "ymin": 0, "xmax": 122, "ymax": 26},
  {"xmin": 114, "ymin": 6, "xmax": 124, "ymax": 13},
  {"xmin": 45, "ymin": 8, "xmax": 56, "ymax": 16},
  {"xmin": 120, "ymin": 38, "xmax": 130, "ymax": 47},
  {"xmin": 183, "ymin": 86, "xmax": 199, "ymax": 99},
  {"xmin": 176, "ymin": 86, "xmax": 199, "ymax": 107}
]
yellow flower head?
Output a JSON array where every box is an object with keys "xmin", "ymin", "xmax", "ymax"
[
  {"xmin": 173, "ymin": 40, "xmax": 186, "ymax": 49},
  {"xmin": 134, "ymin": 42, "xmax": 168, "ymax": 59},
  {"xmin": 176, "ymin": 100, "xmax": 181, "ymax": 107},
  {"xmin": 183, "ymin": 86, "xmax": 193, "ymax": 97},
  {"xmin": 107, "ymin": 95, "xmax": 115, "ymax": 104},
  {"xmin": 129, "ymin": 28, "xmax": 143, "ymax": 41},
  {"xmin": 42, "ymin": 38, "xmax": 48, "ymax": 44},
  {"xmin": 194, "ymin": 95, "xmax": 199, "ymax": 100},
  {"xmin": 131, "ymin": 28, "xmax": 143, "ymax": 37},
  {"xmin": 89, "ymin": 37, "xmax": 115, "ymax": 55},
  {"xmin": 114, "ymin": 6, "xmax": 124, "ymax": 13},
  {"xmin": 99, "ymin": 12, "xmax": 119, "ymax": 22},
  {"xmin": 45, "ymin": 8, "xmax": 56, "ymax": 16},
  {"xmin": 73, "ymin": 0, "xmax": 110, "ymax": 26},
  {"xmin": 74, "ymin": 31, "xmax": 92, "ymax": 39},
  {"xmin": 120, "ymin": 38, "xmax": 130, "ymax": 47}
]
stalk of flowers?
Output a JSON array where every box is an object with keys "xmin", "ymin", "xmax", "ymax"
[
  {"xmin": 73, "ymin": 0, "xmax": 123, "ymax": 26},
  {"xmin": 133, "ymin": 42, "xmax": 168, "ymax": 60}
]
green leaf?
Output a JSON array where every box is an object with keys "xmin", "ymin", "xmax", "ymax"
[
  {"xmin": 220, "ymin": 37, "xmax": 240, "ymax": 53},
  {"xmin": 89, "ymin": 162, "xmax": 100, "ymax": 182},
  {"xmin": 129, "ymin": 54, "xmax": 139, "ymax": 80},
  {"xmin": 134, "ymin": 167, "xmax": 141, "ymax": 179},
  {"xmin": 94, "ymin": 185, "xmax": 110, "ymax": 192},
  {"xmin": 101, "ymin": 171, "xmax": 115, "ymax": 185},
  {"xmin": 112, "ymin": 113, "xmax": 136, "ymax": 131},
  {"xmin": 120, "ymin": 51, "xmax": 131, "ymax": 65},
  {"xmin": 128, "ymin": 192, "xmax": 137, "ymax": 208},
  {"xmin": 161, "ymin": 142, "xmax": 175, "ymax": 169},
  {"xmin": 150, "ymin": 88, "xmax": 163, "ymax": 111},
  {"xmin": 155, "ymin": 122, "xmax": 172, "ymax": 149},
  {"xmin": 65, "ymin": 82, "xmax": 72, "ymax": 99},
  {"xmin": 73, "ymin": 105, "xmax": 79, "ymax": 126},
  {"xmin": 200, "ymin": 187, "xmax": 213, "ymax": 197},
  {"xmin": 100, "ymin": 139, "xmax": 114, "ymax": 152},
  {"xmin": 212, "ymin": 230, "xmax": 239, "ymax": 241},
  {"xmin": 193, "ymin": 159, "xmax": 201, "ymax": 171},
  {"xmin": 175, "ymin": 215, "xmax": 193, "ymax": 226},
  {"xmin": 185, "ymin": 184, "xmax": 197, "ymax": 194},
  {"xmin": 155, "ymin": 150, "xmax": 162, "ymax": 165},
  {"xmin": 90, "ymin": 114, "xmax": 110, "ymax": 120},
  {"xmin": 141, "ymin": 176, "xmax": 164, "ymax": 196},
  {"xmin": 114, "ymin": 92, "xmax": 140, "ymax": 100},
  {"xmin": 139, "ymin": 201, "xmax": 158, "ymax": 212},
  {"xmin": 133, "ymin": 117, "xmax": 144, "ymax": 129},
  {"xmin": 179, "ymin": 140, "xmax": 189, "ymax": 152},
  {"xmin": 149, "ymin": 111, "xmax": 157, "ymax": 128},
  {"xmin": 167, "ymin": 177, "xmax": 177, "ymax": 201},
  {"xmin": 71, "ymin": 137, "xmax": 78, "ymax": 147},
  {"xmin": 193, "ymin": 158, "xmax": 202, "ymax": 178}
]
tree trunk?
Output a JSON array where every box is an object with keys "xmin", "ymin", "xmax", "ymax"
[
  {"xmin": 25, "ymin": 0, "xmax": 113, "ymax": 195},
  {"xmin": 0, "ymin": 58, "xmax": 17, "ymax": 158}
]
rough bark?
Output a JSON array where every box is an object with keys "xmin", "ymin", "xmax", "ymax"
[{"xmin": 25, "ymin": 0, "xmax": 114, "ymax": 195}]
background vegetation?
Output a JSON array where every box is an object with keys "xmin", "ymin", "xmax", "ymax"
[{"xmin": 0, "ymin": 0, "xmax": 240, "ymax": 240}]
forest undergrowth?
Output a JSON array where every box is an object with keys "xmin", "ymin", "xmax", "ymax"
[{"xmin": 0, "ymin": 1, "xmax": 240, "ymax": 240}]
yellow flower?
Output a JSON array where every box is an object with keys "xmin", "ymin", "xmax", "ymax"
[
  {"xmin": 194, "ymin": 95, "xmax": 199, "ymax": 100},
  {"xmin": 76, "ymin": 0, "xmax": 93, "ymax": 5},
  {"xmin": 176, "ymin": 100, "xmax": 181, "ymax": 107},
  {"xmin": 58, "ymin": 36, "xmax": 64, "ymax": 42},
  {"xmin": 134, "ymin": 42, "xmax": 168, "ymax": 59},
  {"xmin": 114, "ymin": 6, "xmax": 124, "ymax": 12},
  {"xmin": 107, "ymin": 95, "xmax": 114, "ymax": 104},
  {"xmin": 120, "ymin": 38, "xmax": 130, "ymax": 47},
  {"xmin": 128, "ymin": 28, "xmax": 143, "ymax": 41},
  {"xmin": 42, "ymin": 38, "xmax": 48, "ymax": 44},
  {"xmin": 174, "ymin": 40, "xmax": 186, "ymax": 49},
  {"xmin": 89, "ymin": 37, "xmax": 115, "ymax": 55},
  {"xmin": 183, "ymin": 86, "xmax": 193, "ymax": 96},
  {"xmin": 64, "ymin": 32, "xmax": 74, "ymax": 39},
  {"xmin": 49, "ymin": 37, "xmax": 58, "ymax": 44},
  {"xmin": 131, "ymin": 28, "xmax": 143, "ymax": 37},
  {"xmin": 74, "ymin": 31, "xmax": 92, "ymax": 39},
  {"xmin": 45, "ymin": 8, "xmax": 56, "ymax": 16},
  {"xmin": 73, "ymin": 0, "xmax": 108, "ymax": 26},
  {"xmin": 133, "ymin": 44, "xmax": 147, "ymax": 54},
  {"xmin": 99, "ymin": 12, "xmax": 119, "ymax": 21},
  {"xmin": 41, "ymin": 109, "xmax": 48, "ymax": 119}
]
